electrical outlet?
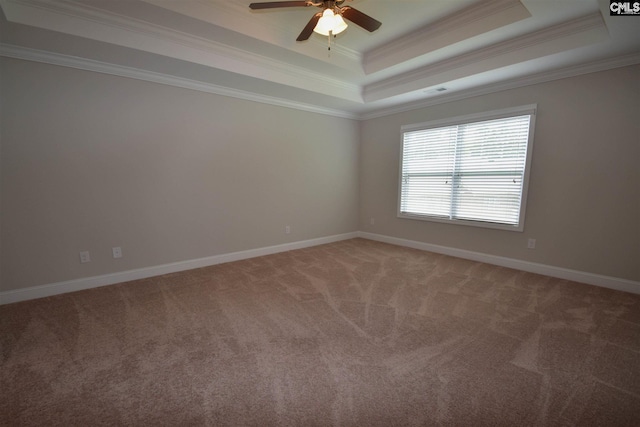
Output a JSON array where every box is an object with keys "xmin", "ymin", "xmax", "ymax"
[
  {"xmin": 370, "ymin": 217, "xmax": 375, "ymax": 225},
  {"xmin": 79, "ymin": 250, "xmax": 91, "ymax": 263},
  {"xmin": 527, "ymin": 238, "xmax": 536, "ymax": 249},
  {"xmin": 285, "ymin": 225, "xmax": 291, "ymax": 234},
  {"xmin": 112, "ymin": 247, "xmax": 122, "ymax": 258}
]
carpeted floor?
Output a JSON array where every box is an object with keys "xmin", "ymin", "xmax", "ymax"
[{"xmin": 1, "ymin": 238, "xmax": 639, "ymax": 426}]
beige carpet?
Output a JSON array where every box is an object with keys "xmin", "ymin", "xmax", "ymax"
[{"xmin": 1, "ymin": 238, "xmax": 639, "ymax": 426}]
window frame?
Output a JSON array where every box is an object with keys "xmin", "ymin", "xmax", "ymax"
[{"xmin": 397, "ymin": 105, "xmax": 537, "ymax": 232}]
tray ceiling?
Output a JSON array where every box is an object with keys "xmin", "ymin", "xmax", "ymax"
[{"xmin": 1, "ymin": 0, "xmax": 639, "ymax": 118}]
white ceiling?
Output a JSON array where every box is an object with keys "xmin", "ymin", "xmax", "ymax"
[{"xmin": 1, "ymin": 0, "xmax": 639, "ymax": 119}]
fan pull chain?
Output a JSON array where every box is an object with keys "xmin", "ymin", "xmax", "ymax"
[{"xmin": 326, "ymin": 32, "xmax": 339, "ymax": 57}]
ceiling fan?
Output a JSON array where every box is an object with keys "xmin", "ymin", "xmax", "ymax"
[{"xmin": 249, "ymin": 0, "xmax": 381, "ymax": 42}]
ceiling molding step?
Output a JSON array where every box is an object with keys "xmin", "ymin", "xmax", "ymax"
[
  {"xmin": 0, "ymin": 0, "xmax": 362, "ymax": 102},
  {"xmin": 140, "ymin": 0, "xmax": 362, "ymax": 65},
  {"xmin": 360, "ymin": 52, "xmax": 640, "ymax": 121},
  {"xmin": 363, "ymin": 13, "xmax": 609, "ymax": 102},
  {"xmin": 3, "ymin": 44, "xmax": 637, "ymax": 122},
  {"xmin": 0, "ymin": 44, "xmax": 361, "ymax": 120},
  {"xmin": 362, "ymin": 0, "xmax": 531, "ymax": 75}
]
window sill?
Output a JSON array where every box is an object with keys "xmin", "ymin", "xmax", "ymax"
[{"xmin": 398, "ymin": 212, "xmax": 524, "ymax": 232}]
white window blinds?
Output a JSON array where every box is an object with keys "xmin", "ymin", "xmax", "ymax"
[{"xmin": 399, "ymin": 106, "xmax": 536, "ymax": 231}]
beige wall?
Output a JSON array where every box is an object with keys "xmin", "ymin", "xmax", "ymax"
[
  {"xmin": 1, "ymin": 59, "xmax": 638, "ymax": 293},
  {"xmin": 0, "ymin": 58, "xmax": 360, "ymax": 291},
  {"xmin": 360, "ymin": 65, "xmax": 640, "ymax": 282}
]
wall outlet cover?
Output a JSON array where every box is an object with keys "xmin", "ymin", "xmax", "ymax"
[
  {"xmin": 112, "ymin": 247, "xmax": 122, "ymax": 258},
  {"xmin": 79, "ymin": 251, "xmax": 91, "ymax": 263}
]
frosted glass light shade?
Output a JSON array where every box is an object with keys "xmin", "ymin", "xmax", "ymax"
[
  {"xmin": 313, "ymin": 9, "xmax": 348, "ymax": 36},
  {"xmin": 332, "ymin": 14, "xmax": 348, "ymax": 35}
]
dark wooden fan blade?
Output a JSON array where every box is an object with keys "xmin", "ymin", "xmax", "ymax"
[
  {"xmin": 341, "ymin": 6, "xmax": 381, "ymax": 32},
  {"xmin": 296, "ymin": 12, "xmax": 322, "ymax": 41},
  {"xmin": 249, "ymin": 1, "xmax": 309, "ymax": 9}
]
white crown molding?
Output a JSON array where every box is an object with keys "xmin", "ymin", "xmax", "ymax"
[
  {"xmin": 0, "ymin": 232, "xmax": 359, "ymax": 305},
  {"xmin": 0, "ymin": 0, "xmax": 362, "ymax": 102},
  {"xmin": 360, "ymin": 52, "xmax": 640, "ymax": 120},
  {"xmin": 1, "ymin": 0, "xmax": 630, "ymax": 120},
  {"xmin": 363, "ymin": 13, "xmax": 608, "ymax": 102},
  {"xmin": 208, "ymin": 0, "xmax": 362, "ymax": 62},
  {"xmin": 140, "ymin": 0, "xmax": 362, "ymax": 64},
  {"xmin": 358, "ymin": 232, "xmax": 640, "ymax": 295},
  {"xmin": 3, "ymin": 43, "xmax": 637, "ymax": 122},
  {"xmin": 363, "ymin": 0, "xmax": 531, "ymax": 75},
  {"xmin": 0, "ymin": 44, "xmax": 360, "ymax": 120},
  {"xmin": 3, "ymin": 42, "xmax": 637, "ymax": 123}
]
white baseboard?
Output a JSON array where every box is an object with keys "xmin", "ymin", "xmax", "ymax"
[
  {"xmin": 2, "ymin": 230, "xmax": 637, "ymax": 305},
  {"xmin": 357, "ymin": 232, "xmax": 640, "ymax": 295},
  {"xmin": 0, "ymin": 232, "xmax": 358, "ymax": 305}
]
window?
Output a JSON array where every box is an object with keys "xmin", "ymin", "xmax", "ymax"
[{"xmin": 398, "ymin": 105, "xmax": 536, "ymax": 231}]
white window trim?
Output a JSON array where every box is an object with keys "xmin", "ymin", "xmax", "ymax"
[{"xmin": 397, "ymin": 104, "xmax": 537, "ymax": 232}]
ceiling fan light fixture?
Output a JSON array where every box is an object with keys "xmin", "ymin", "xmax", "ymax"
[{"xmin": 313, "ymin": 8, "xmax": 347, "ymax": 36}]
